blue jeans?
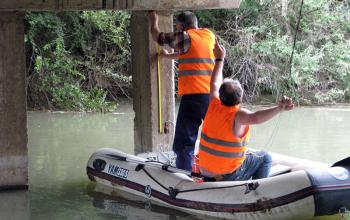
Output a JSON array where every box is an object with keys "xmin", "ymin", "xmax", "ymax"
[
  {"xmin": 173, "ymin": 94, "xmax": 209, "ymax": 171},
  {"xmin": 222, "ymin": 151, "xmax": 272, "ymax": 181}
]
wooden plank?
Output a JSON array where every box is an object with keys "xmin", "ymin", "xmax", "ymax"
[{"xmin": 0, "ymin": 0, "xmax": 241, "ymax": 11}]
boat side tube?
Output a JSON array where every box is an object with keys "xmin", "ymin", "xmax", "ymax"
[{"xmin": 306, "ymin": 165, "xmax": 350, "ymax": 217}]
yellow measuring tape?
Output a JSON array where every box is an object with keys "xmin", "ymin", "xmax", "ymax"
[{"xmin": 157, "ymin": 46, "xmax": 163, "ymax": 134}]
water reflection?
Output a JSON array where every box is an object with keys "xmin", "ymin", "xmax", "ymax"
[{"xmin": 87, "ymin": 183, "xmax": 194, "ymax": 220}]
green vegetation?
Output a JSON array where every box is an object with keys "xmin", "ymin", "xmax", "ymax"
[
  {"xmin": 197, "ymin": 0, "xmax": 350, "ymax": 104},
  {"xmin": 25, "ymin": 11, "xmax": 131, "ymax": 112},
  {"xmin": 25, "ymin": 0, "xmax": 350, "ymax": 111}
]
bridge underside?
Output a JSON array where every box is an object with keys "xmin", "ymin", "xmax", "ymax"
[{"xmin": 0, "ymin": 0, "xmax": 240, "ymax": 190}]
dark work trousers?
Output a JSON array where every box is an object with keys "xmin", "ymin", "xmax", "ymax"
[{"xmin": 173, "ymin": 94, "xmax": 210, "ymax": 171}]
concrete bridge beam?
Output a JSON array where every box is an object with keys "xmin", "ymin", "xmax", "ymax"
[{"xmin": 0, "ymin": 0, "xmax": 241, "ymax": 11}]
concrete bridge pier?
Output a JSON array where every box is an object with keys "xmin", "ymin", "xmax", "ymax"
[
  {"xmin": 131, "ymin": 11, "xmax": 175, "ymax": 154},
  {"xmin": 0, "ymin": 12, "xmax": 28, "ymax": 189}
]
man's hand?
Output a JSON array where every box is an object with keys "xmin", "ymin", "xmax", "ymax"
[
  {"xmin": 213, "ymin": 39, "xmax": 226, "ymax": 59},
  {"xmin": 149, "ymin": 11, "xmax": 160, "ymax": 42},
  {"xmin": 209, "ymin": 39, "xmax": 226, "ymax": 100},
  {"xmin": 148, "ymin": 11, "xmax": 159, "ymax": 26},
  {"xmin": 278, "ymin": 96, "xmax": 294, "ymax": 111},
  {"xmin": 160, "ymin": 48, "xmax": 170, "ymax": 57},
  {"xmin": 156, "ymin": 48, "xmax": 178, "ymax": 59}
]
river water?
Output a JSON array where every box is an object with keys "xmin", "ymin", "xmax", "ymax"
[{"xmin": 2, "ymin": 102, "xmax": 350, "ymax": 220}]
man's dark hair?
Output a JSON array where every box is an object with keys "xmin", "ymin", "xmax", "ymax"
[
  {"xmin": 219, "ymin": 80, "xmax": 243, "ymax": 106},
  {"xmin": 176, "ymin": 11, "xmax": 198, "ymax": 29}
]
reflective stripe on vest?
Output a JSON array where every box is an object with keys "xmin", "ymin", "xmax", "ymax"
[
  {"xmin": 178, "ymin": 58, "xmax": 215, "ymax": 65},
  {"xmin": 178, "ymin": 70, "xmax": 212, "ymax": 76},
  {"xmin": 177, "ymin": 29, "xmax": 215, "ymax": 95},
  {"xmin": 201, "ymin": 133, "xmax": 248, "ymax": 148},
  {"xmin": 199, "ymin": 143, "xmax": 245, "ymax": 158}
]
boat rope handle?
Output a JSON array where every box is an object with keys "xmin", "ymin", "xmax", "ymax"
[
  {"xmin": 106, "ymin": 153, "xmax": 260, "ymax": 197},
  {"xmin": 136, "ymin": 164, "xmax": 168, "ymax": 191},
  {"xmin": 176, "ymin": 182, "xmax": 257, "ymax": 194},
  {"xmin": 157, "ymin": 46, "xmax": 163, "ymax": 134},
  {"xmin": 135, "ymin": 164, "xmax": 259, "ymax": 199}
]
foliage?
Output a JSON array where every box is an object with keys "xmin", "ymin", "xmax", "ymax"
[
  {"xmin": 25, "ymin": 0, "xmax": 350, "ymax": 111},
  {"xmin": 25, "ymin": 11, "xmax": 131, "ymax": 112},
  {"xmin": 196, "ymin": 0, "xmax": 350, "ymax": 104}
]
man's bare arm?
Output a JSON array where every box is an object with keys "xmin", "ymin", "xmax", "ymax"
[
  {"xmin": 236, "ymin": 106, "xmax": 282, "ymax": 125},
  {"xmin": 210, "ymin": 40, "xmax": 225, "ymax": 101},
  {"xmin": 236, "ymin": 96, "xmax": 294, "ymax": 125}
]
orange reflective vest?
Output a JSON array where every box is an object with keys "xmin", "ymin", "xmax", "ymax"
[
  {"xmin": 177, "ymin": 29, "xmax": 215, "ymax": 95},
  {"xmin": 198, "ymin": 97, "xmax": 250, "ymax": 175}
]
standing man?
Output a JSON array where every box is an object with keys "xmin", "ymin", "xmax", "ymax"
[
  {"xmin": 149, "ymin": 11, "xmax": 216, "ymax": 171},
  {"xmin": 198, "ymin": 40, "xmax": 294, "ymax": 181}
]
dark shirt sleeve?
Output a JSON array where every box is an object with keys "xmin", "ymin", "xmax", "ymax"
[{"xmin": 157, "ymin": 31, "xmax": 190, "ymax": 54}]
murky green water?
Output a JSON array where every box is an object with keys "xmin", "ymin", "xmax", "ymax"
[{"xmin": 2, "ymin": 103, "xmax": 350, "ymax": 220}]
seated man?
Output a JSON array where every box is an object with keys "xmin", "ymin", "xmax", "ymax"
[{"xmin": 197, "ymin": 40, "xmax": 294, "ymax": 181}]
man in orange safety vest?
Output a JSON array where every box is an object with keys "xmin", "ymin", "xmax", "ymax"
[
  {"xmin": 198, "ymin": 40, "xmax": 294, "ymax": 181},
  {"xmin": 149, "ymin": 11, "xmax": 215, "ymax": 171}
]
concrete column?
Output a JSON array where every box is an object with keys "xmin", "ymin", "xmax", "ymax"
[
  {"xmin": 131, "ymin": 11, "xmax": 175, "ymax": 154},
  {"xmin": 0, "ymin": 12, "xmax": 28, "ymax": 189}
]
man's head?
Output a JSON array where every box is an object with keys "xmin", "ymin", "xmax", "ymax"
[
  {"xmin": 176, "ymin": 11, "xmax": 198, "ymax": 31},
  {"xmin": 219, "ymin": 79, "xmax": 243, "ymax": 106}
]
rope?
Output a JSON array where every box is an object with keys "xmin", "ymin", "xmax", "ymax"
[
  {"xmin": 263, "ymin": 0, "xmax": 304, "ymax": 149},
  {"xmin": 264, "ymin": 113, "xmax": 282, "ymax": 148},
  {"xmin": 289, "ymin": 0, "xmax": 304, "ymax": 77},
  {"xmin": 140, "ymin": 166, "xmax": 168, "ymax": 191},
  {"xmin": 157, "ymin": 46, "xmax": 163, "ymax": 134},
  {"xmin": 138, "ymin": 165, "xmax": 257, "ymax": 197}
]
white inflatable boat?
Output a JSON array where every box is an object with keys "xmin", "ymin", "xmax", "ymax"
[{"xmin": 86, "ymin": 148, "xmax": 350, "ymax": 220}]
